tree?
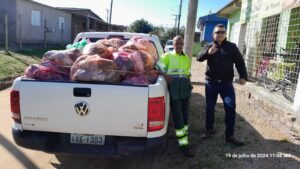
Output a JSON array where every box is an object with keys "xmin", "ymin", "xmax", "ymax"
[
  {"xmin": 128, "ymin": 19, "xmax": 154, "ymax": 33},
  {"xmin": 150, "ymin": 26, "xmax": 165, "ymax": 45},
  {"xmin": 161, "ymin": 27, "xmax": 185, "ymax": 45},
  {"xmin": 151, "ymin": 26, "xmax": 165, "ymax": 38}
]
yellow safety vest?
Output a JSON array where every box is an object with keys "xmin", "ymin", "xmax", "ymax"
[{"xmin": 158, "ymin": 51, "xmax": 191, "ymax": 77}]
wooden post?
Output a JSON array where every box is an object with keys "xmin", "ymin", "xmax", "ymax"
[
  {"xmin": 4, "ymin": 13, "xmax": 8, "ymax": 53},
  {"xmin": 44, "ymin": 19, "xmax": 47, "ymax": 49},
  {"xmin": 61, "ymin": 23, "xmax": 64, "ymax": 47},
  {"xmin": 19, "ymin": 15, "xmax": 22, "ymax": 49}
]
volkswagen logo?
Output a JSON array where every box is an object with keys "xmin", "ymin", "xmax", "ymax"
[{"xmin": 74, "ymin": 101, "xmax": 90, "ymax": 116}]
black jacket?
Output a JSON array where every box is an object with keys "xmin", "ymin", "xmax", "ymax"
[{"xmin": 197, "ymin": 40, "xmax": 248, "ymax": 82}]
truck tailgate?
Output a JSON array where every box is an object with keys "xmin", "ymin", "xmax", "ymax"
[{"xmin": 19, "ymin": 80, "xmax": 148, "ymax": 137}]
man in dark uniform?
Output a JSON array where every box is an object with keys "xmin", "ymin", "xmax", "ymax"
[{"xmin": 197, "ymin": 24, "xmax": 248, "ymax": 146}]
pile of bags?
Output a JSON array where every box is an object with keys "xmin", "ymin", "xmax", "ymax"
[{"xmin": 24, "ymin": 37, "xmax": 159, "ymax": 85}]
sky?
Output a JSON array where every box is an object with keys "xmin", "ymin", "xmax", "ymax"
[{"xmin": 33, "ymin": 0, "xmax": 231, "ymax": 29}]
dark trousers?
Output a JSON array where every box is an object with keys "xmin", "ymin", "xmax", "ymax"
[
  {"xmin": 205, "ymin": 80, "xmax": 236, "ymax": 137},
  {"xmin": 170, "ymin": 98, "xmax": 190, "ymax": 130}
]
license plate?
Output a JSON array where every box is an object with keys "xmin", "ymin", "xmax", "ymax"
[{"xmin": 70, "ymin": 133, "xmax": 105, "ymax": 145}]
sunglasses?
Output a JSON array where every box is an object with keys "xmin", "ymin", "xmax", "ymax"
[{"xmin": 214, "ymin": 31, "xmax": 226, "ymax": 34}]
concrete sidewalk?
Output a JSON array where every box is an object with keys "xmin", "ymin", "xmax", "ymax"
[{"xmin": 197, "ymin": 58, "xmax": 300, "ymax": 133}]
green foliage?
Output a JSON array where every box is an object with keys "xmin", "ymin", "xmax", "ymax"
[
  {"xmin": 0, "ymin": 50, "xmax": 41, "ymax": 80},
  {"xmin": 192, "ymin": 42, "xmax": 202, "ymax": 57},
  {"xmin": 151, "ymin": 26, "xmax": 185, "ymax": 47},
  {"xmin": 129, "ymin": 19, "xmax": 186, "ymax": 47},
  {"xmin": 128, "ymin": 19, "xmax": 154, "ymax": 33}
]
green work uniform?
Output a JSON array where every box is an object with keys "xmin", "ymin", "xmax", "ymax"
[{"xmin": 157, "ymin": 51, "xmax": 192, "ymax": 147}]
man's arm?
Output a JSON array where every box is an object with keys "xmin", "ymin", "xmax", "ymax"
[
  {"xmin": 233, "ymin": 44, "xmax": 248, "ymax": 82},
  {"xmin": 197, "ymin": 47, "xmax": 210, "ymax": 62},
  {"xmin": 197, "ymin": 44, "xmax": 216, "ymax": 62},
  {"xmin": 155, "ymin": 54, "xmax": 173, "ymax": 83}
]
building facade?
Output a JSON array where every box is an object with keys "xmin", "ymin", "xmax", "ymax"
[
  {"xmin": 217, "ymin": 0, "xmax": 300, "ymax": 128},
  {"xmin": 0, "ymin": 0, "xmax": 72, "ymax": 47}
]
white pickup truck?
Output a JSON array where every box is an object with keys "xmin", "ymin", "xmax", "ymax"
[{"xmin": 10, "ymin": 32, "xmax": 170, "ymax": 157}]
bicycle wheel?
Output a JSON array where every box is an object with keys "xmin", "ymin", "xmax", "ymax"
[
  {"xmin": 263, "ymin": 72, "xmax": 277, "ymax": 91},
  {"xmin": 256, "ymin": 72, "xmax": 264, "ymax": 85},
  {"xmin": 282, "ymin": 78, "xmax": 296, "ymax": 102}
]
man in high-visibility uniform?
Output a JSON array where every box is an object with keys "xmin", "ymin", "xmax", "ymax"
[{"xmin": 157, "ymin": 36, "xmax": 194, "ymax": 157}]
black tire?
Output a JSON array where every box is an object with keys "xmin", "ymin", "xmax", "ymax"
[
  {"xmin": 256, "ymin": 71, "xmax": 267, "ymax": 86},
  {"xmin": 282, "ymin": 78, "xmax": 296, "ymax": 102},
  {"xmin": 264, "ymin": 78, "xmax": 277, "ymax": 91},
  {"xmin": 260, "ymin": 71, "xmax": 276, "ymax": 91}
]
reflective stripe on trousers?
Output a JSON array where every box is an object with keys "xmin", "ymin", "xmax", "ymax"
[{"xmin": 176, "ymin": 126, "xmax": 189, "ymax": 146}]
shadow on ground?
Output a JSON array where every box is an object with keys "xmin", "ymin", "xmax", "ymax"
[{"xmin": 49, "ymin": 92, "xmax": 300, "ymax": 169}]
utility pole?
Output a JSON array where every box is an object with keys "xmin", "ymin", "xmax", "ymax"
[
  {"xmin": 184, "ymin": 0, "xmax": 198, "ymax": 58},
  {"xmin": 106, "ymin": 9, "xmax": 109, "ymax": 31},
  {"xmin": 177, "ymin": 0, "xmax": 183, "ymax": 35},
  {"xmin": 109, "ymin": 0, "xmax": 113, "ymax": 31},
  {"xmin": 173, "ymin": 14, "xmax": 178, "ymax": 29}
]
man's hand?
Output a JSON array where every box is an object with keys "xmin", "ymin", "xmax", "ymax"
[
  {"xmin": 208, "ymin": 44, "xmax": 218, "ymax": 55},
  {"xmin": 239, "ymin": 79, "xmax": 246, "ymax": 85},
  {"xmin": 156, "ymin": 70, "xmax": 173, "ymax": 84},
  {"xmin": 165, "ymin": 75, "xmax": 173, "ymax": 84}
]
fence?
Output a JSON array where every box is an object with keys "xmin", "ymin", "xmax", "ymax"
[{"xmin": 243, "ymin": 7, "xmax": 300, "ymax": 102}]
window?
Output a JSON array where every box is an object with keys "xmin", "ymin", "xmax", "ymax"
[
  {"xmin": 31, "ymin": 10, "xmax": 41, "ymax": 26},
  {"xmin": 59, "ymin": 16, "xmax": 65, "ymax": 30}
]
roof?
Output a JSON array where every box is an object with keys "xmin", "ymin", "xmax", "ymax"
[
  {"xmin": 216, "ymin": 0, "xmax": 242, "ymax": 18},
  {"xmin": 57, "ymin": 7, "xmax": 105, "ymax": 23},
  {"xmin": 197, "ymin": 13, "xmax": 227, "ymax": 28},
  {"xmin": 26, "ymin": 0, "xmax": 70, "ymax": 15}
]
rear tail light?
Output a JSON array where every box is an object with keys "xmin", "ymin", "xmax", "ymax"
[
  {"xmin": 10, "ymin": 90, "xmax": 21, "ymax": 123},
  {"xmin": 148, "ymin": 96, "xmax": 165, "ymax": 132}
]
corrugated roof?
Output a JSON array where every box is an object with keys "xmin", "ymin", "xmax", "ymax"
[
  {"xmin": 216, "ymin": 0, "xmax": 242, "ymax": 18},
  {"xmin": 57, "ymin": 7, "xmax": 105, "ymax": 22}
]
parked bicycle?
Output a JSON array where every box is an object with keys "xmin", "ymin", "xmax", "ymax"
[{"xmin": 256, "ymin": 52, "xmax": 296, "ymax": 102}]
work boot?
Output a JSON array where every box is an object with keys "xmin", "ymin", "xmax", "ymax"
[
  {"xmin": 180, "ymin": 145, "xmax": 195, "ymax": 157},
  {"xmin": 201, "ymin": 129, "xmax": 217, "ymax": 139},
  {"xmin": 226, "ymin": 136, "xmax": 245, "ymax": 146}
]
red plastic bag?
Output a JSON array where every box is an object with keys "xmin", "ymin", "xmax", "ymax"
[
  {"xmin": 71, "ymin": 54, "xmax": 121, "ymax": 83},
  {"xmin": 123, "ymin": 74, "xmax": 149, "ymax": 85},
  {"xmin": 143, "ymin": 69, "xmax": 159, "ymax": 84},
  {"xmin": 112, "ymin": 52, "xmax": 134, "ymax": 76},
  {"xmin": 120, "ymin": 36, "xmax": 158, "ymax": 62},
  {"xmin": 82, "ymin": 42, "xmax": 111, "ymax": 59},
  {"xmin": 25, "ymin": 61, "xmax": 69, "ymax": 80},
  {"xmin": 128, "ymin": 50, "xmax": 154, "ymax": 72},
  {"xmin": 43, "ymin": 48, "xmax": 81, "ymax": 66}
]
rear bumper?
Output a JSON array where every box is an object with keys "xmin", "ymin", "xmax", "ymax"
[{"xmin": 12, "ymin": 128, "xmax": 167, "ymax": 157}]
